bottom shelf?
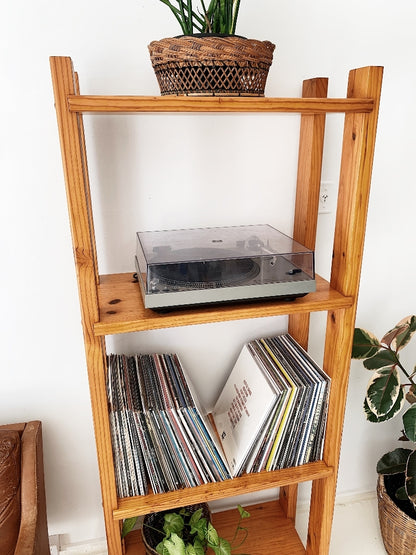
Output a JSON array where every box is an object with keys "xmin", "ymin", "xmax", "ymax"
[{"xmin": 124, "ymin": 500, "xmax": 305, "ymax": 554}]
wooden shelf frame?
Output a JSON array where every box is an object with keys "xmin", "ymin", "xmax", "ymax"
[
  {"xmin": 95, "ymin": 273, "xmax": 353, "ymax": 336},
  {"xmin": 50, "ymin": 55, "xmax": 383, "ymax": 555}
]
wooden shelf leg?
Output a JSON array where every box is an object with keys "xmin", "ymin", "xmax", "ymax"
[{"xmin": 283, "ymin": 76, "xmax": 328, "ymax": 523}]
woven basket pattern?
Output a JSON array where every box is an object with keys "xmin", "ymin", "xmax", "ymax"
[
  {"xmin": 148, "ymin": 36, "xmax": 275, "ymax": 96},
  {"xmin": 377, "ymin": 474, "xmax": 416, "ymax": 554},
  {"xmin": 141, "ymin": 503, "xmax": 211, "ymax": 555}
]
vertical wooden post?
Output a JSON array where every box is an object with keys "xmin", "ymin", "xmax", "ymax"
[
  {"xmin": 306, "ymin": 66, "xmax": 383, "ymax": 554},
  {"xmin": 50, "ymin": 57, "xmax": 122, "ymax": 555},
  {"xmin": 281, "ymin": 77, "xmax": 328, "ymax": 522}
]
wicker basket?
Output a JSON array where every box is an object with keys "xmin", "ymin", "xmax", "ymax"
[
  {"xmin": 141, "ymin": 503, "xmax": 211, "ymax": 555},
  {"xmin": 377, "ymin": 474, "xmax": 416, "ymax": 554},
  {"xmin": 148, "ymin": 35, "xmax": 275, "ymax": 96}
]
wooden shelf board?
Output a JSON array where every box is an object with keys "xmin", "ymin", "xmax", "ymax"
[
  {"xmin": 114, "ymin": 460, "xmax": 333, "ymax": 520},
  {"xmin": 94, "ymin": 273, "xmax": 352, "ymax": 336},
  {"xmin": 124, "ymin": 500, "xmax": 306, "ymax": 555},
  {"xmin": 68, "ymin": 94, "xmax": 374, "ymax": 115}
]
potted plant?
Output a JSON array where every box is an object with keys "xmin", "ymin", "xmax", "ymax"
[
  {"xmin": 122, "ymin": 503, "xmax": 250, "ymax": 555},
  {"xmin": 352, "ymin": 315, "xmax": 416, "ymax": 554},
  {"xmin": 148, "ymin": 0, "xmax": 275, "ymax": 96}
]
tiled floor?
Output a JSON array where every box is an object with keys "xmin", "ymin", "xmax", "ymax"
[{"xmin": 57, "ymin": 494, "xmax": 387, "ymax": 554}]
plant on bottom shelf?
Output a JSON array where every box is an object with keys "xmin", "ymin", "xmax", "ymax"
[
  {"xmin": 122, "ymin": 504, "xmax": 250, "ymax": 555},
  {"xmin": 157, "ymin": 0, "xmax": 241, "ymax": 35},
  {"xmin": 352, "ymin": 315, "xmax": 416, "ymax": 510}
]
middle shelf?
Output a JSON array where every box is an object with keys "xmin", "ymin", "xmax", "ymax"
[{"xmin": 94, "ymin": 273, "xmax": 353, "ymax": 336}]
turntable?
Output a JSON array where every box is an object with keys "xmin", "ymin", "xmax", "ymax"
[{"xmin": 135, "ymin": 224, "xmax": 315, "ymax": 310}]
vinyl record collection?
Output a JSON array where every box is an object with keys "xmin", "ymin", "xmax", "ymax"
[
  {"xmin": 213, "ymin": 334, "xmax": 331, "ymax": 477},
  {"xmin": 107, "ymin": 353, "xmax": 230, "ymax": 497},
  {"xmin": 106, "ymin": 334, "xmax": 330, "ymax": 498}
]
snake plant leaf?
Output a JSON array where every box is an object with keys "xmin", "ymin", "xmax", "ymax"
[
  {"xmin": 376, "ymin": 447, "xmax": 412, "ymax": 474},
  {"xmin": 352, "ymin": 328, "xmax": 381, "ymax": 359},
  {"xmin": 405, "ymin": 449, "xmax": 416, "ymax": 508},
  {"xmin": 403, "ymin": 405, "xmax": 416, "ymax": 442},
  {"xmin": 382, "ymin": 315, "xmax": 416, "ymax": 352},
  {"xmin": 366, "ymin": 366, "xmax": 401, "ymax": 416},
  {"xmin": 364, "ymin": 388, "xmax": 404, "ymax": 422},
  {"xmin": 363, "ymin": 348, "xmax": 398, "ymax": 370}
]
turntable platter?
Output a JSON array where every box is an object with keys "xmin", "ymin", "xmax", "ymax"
[{"xmin": 153, "ymin": 248, "xmax": 260, "ymax": 289}]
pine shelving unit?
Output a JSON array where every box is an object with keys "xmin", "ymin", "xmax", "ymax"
[{"xmin": 50, "ymin": 56, "xmax": 383, "ymax": 554}]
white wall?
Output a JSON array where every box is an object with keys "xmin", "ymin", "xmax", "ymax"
[{"xmin": 1, "ymin": 0, "xmax": 415, "ymax": 545}]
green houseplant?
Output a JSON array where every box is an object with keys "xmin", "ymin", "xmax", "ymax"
[
  {"xmin": 352, "ymin": 315, "xmax": 416, "ymax": 553},
  {"xmin": 122, "ymin": 503, "xmax": 250, "ymax": 555},
  {"xmin": 158, "ymin": 0, "xmax": 241, "ymax": 36},
  {"xmin": 148, "ymin": 0, "xmax": 275, "ymax": 96}
]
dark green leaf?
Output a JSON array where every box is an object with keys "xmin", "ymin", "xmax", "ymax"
[
  {"xmin": 403, "ymin": 405, "xmax": 416, "ymax": 442},
  {"xmin": 363, "ymin": 349, "xmax": 398, "ymax": 370},
  {"xmin": 395, "ymin": 486, "xmax": 408, "ymax": 500},
  {"xmin": 121, "ymin": 516, "xmax": 138, "ymax": 539},
  {"xmin": 352, "ymin": 328, "xmax": 380, "ymax": 359},
  {"xmin": 366, "ymin": 366, "xmax": 401, "ymax": 416},
  {"xmin": 377, "ymin": 448, "xmax": 412, "ymax": 474},
  {"xmin": 406, "ymin": 450, "xmax": 416, "ymax": 508}
]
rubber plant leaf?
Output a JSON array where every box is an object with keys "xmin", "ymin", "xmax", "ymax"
[
  {"xmin": 352, "ymin": 328, "xmax": 380, "ymax": 359},
  {"xmin": 366, "ymin": 366, "xmax": 401, "ymax": 417},
  {"xmin": 376, "ymin": 447, "xmax": 412, "ymax": 474},
  {"xmin": 363, "ymin": 348, "xmax": 398, "ymax": 370},
  {"xmin": 382, "ymin": 315, "xmax": 416, "ymax": 352},
  {"xmin": 403, "ymin": 405, "xmax": 416, "ymax": 442},
  {"xmin": 395, "ymin": 486, "xmax": 408, "ymax": 500},
  {"xmin": 405, "ymin": 449, "xmax": 416, "ymax": 508},
  {"xmin": 364, "ymin": 390, "xmax": 404, "ymax": 422},
  {"xmin": 406, "ymin": 384, "xmax": 416, "ymax": 405}
]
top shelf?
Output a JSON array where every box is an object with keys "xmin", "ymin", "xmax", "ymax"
[{"xmin": 68, "ymin": 95, "xmax": 374, "ymax": 114}]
